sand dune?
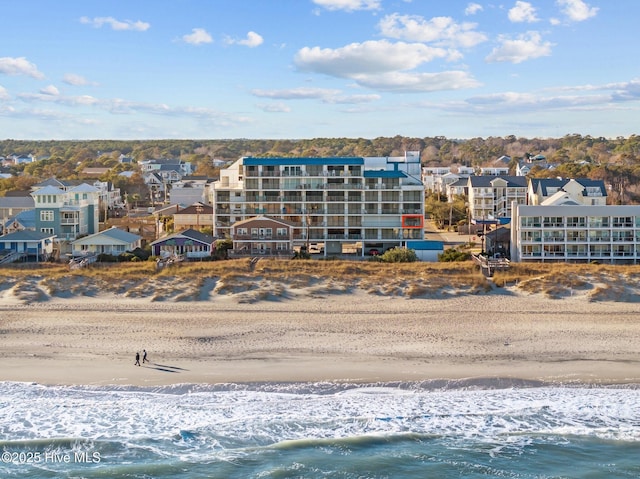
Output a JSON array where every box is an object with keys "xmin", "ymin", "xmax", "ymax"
[{"xmin": 1, "ymin": 270, "xmax": 639, "ymax": 387}]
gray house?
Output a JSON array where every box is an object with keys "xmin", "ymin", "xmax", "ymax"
[{"xmin": 150, "ymin": 229, "xmax": 215, "ymax": 259}]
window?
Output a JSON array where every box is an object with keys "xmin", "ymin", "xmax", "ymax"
[
  {"xmin": 612, "ymin": 217, "xmax": 633, "ymax": 227},
  {"xmin": 237, "ymin": 228, "xmax": 248, "ymax": 235},
  {"xmin": 543, "ymin": 216, "xmax": 563, "ymax": 227},
  {"xmin": 277, "ymin": 227, "xmax": 287, "ymax": 237},
  {"xmin": 588, "ymin": 216, "xmax": 609, "ymax": 228},
  {"xmin": 521, "ymin": 231, "xmax": 541, "ymax": 242},
  {"xmin": 521, "ymin": 216, "xmax": 541, "ymax": 227},
  {"xmin": 40, "ymin": 210, "xmax": 54, "ymax": 222},
  {"xmin": 566, "ymin": 217, "xmax": 586, "ymax": 228},
  {"xmin": 41, "ymin": 228, "xmax": 54, "ymax": 234}
]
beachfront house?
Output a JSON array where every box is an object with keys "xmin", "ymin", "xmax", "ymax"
[
  {"xmin": 172, "ymin": 202, "xmax": 214, "ymax": 232},
  {"xmin": 229, "ymin": 215, "xmax": 295, "ymax": 258},
  {"xmin": 149, "ymin": 228, "xmax": 216, "ymax": 259},
  {"xmin": 0, "ymin": 230, "xmax": 56, "ymax": 263},
  {"xmin": 70, "ymin": 226, "xmax": 142, "ymax": 258},
  {"xmin": 29, "ymin": 182, "xmax": 101, "ymax": 257}
]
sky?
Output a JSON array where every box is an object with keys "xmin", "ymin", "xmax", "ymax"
[{"xmin": 1, "ymin": 0, "xmax": 638, "ymax": 141}]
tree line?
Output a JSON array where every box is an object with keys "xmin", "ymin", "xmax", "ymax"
[{"xmin": 1, "ymin": 134, "xmax": 639, "ymax": 203}]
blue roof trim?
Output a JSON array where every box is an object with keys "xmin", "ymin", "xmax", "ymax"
[
  {"xmin": 363, "ymin": 170, "xmax": 406, "ymax": 178},
  {"xmin": 243, "ymin": 157, "xmax": 364, "ymax": 166},
  {"xmin": 406, "ymin": 240, "xmax": 444, "ymax": 250}
]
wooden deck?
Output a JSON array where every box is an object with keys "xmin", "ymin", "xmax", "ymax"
[{"xmin": 472, "ymin": 254, "xmax": 510, "ymax": 277}]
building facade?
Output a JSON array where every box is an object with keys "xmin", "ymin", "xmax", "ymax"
[
  {"xmin": 468, "ymin": 175, "xmax": 528, "ymax": 221},
  {"xmin": 212, "ymin": 154, "xmax": 425, "ymax": 255},
  {"xmin": 528, "ymin": 178, "xmax": 607, "ymax": 206},
  {"xmin": 229, "ymin": 215, "xmax": 294, "ymax": 258},
  {"xmin": 511, "ymin": 203, "xmax": 640, "ymax": 264},
  {"xmin": 31, "ymin": 183, "xmax": 100, "ymax": 242}
]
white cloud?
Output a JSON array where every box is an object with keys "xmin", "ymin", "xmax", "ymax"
[
  {"xmin": 182, "ymin": 28, "xmax": 213, "ymax": 45},
  {"xmin": 508, "ymin": 1, "xmax": 539, "ymax": 23},
  {"xmin": 62, "ymin": 73, "xmax": 98, "ymax": 87},
  {"xmin": 556, "ymin": 0, "xmax": 598, "ymax": 22},
  {"xmin": 19, "ymin": 92, "xmax": 99, "ymax": 106},
  {"xmin": 295, "ymin": 40, "xmax": 448, "ymax": 77},
  {"xmin": 79, "ymin": 16, "xmax": 150, "ymax": 31},
  {"xmin": 251, "ymin": 87, "xmax": 381, "ymax": 104},
  {"xmin": 486, "ymin": 32, "xmax": 553, "ymax": 63},
  {"xmin": 434, "ymin": 79, "xmax": 640, "ymax": 116},
  {"xmin": 40, "ymin": 85, "xmax": 60, "ymax": 96},
  {"xmin": 0, "ymin": 86, "xmax": 9, "ymax": 100},
  {"xmin": 257, "ymin": 103, "xmax": 291, "ymax": 113},
  {"xmin": 378, "ymin": 14, "xmax": 487, "ymax": 48},
  {"xmin": 465, "ymin": 3, "xmax": 483, "ymax": 15},
  {"xmin": 295, "ymin": 39, "xmax": 482, "ymax": 93},
  {"xmin": 312, "ymin": 0, "xmax": 381, "ymax": 12},
  {"xmin": 225, "ymin": 31, "xmax": 264, "ymax": 48},
  {"xmin": 352, "ymin": 70, "xmax": 481, "ymax": 93},
  {"xmin": 0, "ymin": 57, "xmax": 45, "ymax": 79},
  {"xmin": 252, "ymin": 87, "xmax": 341, "ymax": 100}
]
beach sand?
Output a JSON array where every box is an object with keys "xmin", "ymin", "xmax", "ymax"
[{"xmin": 1, "ymin": 286, "xmax": 639, "ymax": 387}]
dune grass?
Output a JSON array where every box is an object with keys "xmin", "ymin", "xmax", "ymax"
[{"xmin": 3, "ymin": 260, "xmax": 640, "ymax": 300}]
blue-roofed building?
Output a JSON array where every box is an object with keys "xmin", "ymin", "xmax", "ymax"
[
  {"xmin": 30, "ymin": 183, "xmax": 101, "ymax": 255},
  {"xmin": 405, "ymin": 240, "xmax": 444, "ymax": 262},
  {"xmin": 0, "ymin": 230, "xmax": 56, "ymax": 263},
  {"xmin": 2, "ymin": 209, "xmax": 36, "ymax": 234},
  {"xmin": 213, "ymin": 153, "xmax": 425, "ymax": 256},
  {"xmin": 71, "ymin": 226, "xmax": 142, "ymax": 258}
]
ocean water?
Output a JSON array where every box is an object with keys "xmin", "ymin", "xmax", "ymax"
[{"xmin": 0, "ymin": 381, "xmax": 639, "ymax": 478}]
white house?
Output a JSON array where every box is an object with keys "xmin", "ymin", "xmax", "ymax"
[{"xmin": 71, "ymin": 226, "xmax": 142, "ymax": 257}]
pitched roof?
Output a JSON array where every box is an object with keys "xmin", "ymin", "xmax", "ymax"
[
  {"xmin": 3, "ymin": 209, "xmax": 36, "ymax": 229},
  {"xmin": 531, "ymin": 178, "xmax": 607, "ymax": 197},
  {"xmin": 0, "ymin": 230, "xmax": 55, "ymax": 242},
  {"xmin": 72, "ymin": 227, "xmax": 142, "ymax": 245},
  {"xmin": 233, "ymin": 215, "xmax": 296, "ymax": 228},
  {"xmin": 69, "ymin": 183, "xmax": 100, "ymax": 193},
  {"xmin": 35, "ymin": 177, "xmax": 83, "ymax": 189},
  {"xmin": 468, "ymin": 175, "xmax": 527, "ymax": 187},
  {"xmin": 32, "ymin": 185, "xmax": 66, "ymax": 195},
  {"xmin": 174, "ymin": 203, "xmax": 214, "ymax": 215},
  {"xmin": 0, "ymin": 196, "xmax": 34, "ymax": 208},
  {"xmin": 150, "ymin": 228, "xmax": 216, "ymax": 246},
  {"xmin": 541, "ymin": 191, "xmax": 582, "ymax": 206}
]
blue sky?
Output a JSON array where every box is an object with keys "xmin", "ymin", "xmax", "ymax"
[{"xmin": 1, "ymin": 0, "xmax": 637, "ymax": 140}]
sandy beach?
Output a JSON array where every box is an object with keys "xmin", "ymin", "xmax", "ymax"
[{"xmin": 2, "ymin": 284, "xmax": 640, "ymax": 387}]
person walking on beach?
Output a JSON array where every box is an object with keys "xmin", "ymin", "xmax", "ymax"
[
  {"xmin": 143, "ymin": 349, "xmax": 148, "ymax": 364},
  {"xmin": 135, "ymin": 351, "xmax": 140, "ymax": 366}
]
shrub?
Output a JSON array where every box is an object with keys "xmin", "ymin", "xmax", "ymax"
[
  {"xmin": 438, "ymin": 248, "xmax": 471, "ymax": 262},
  {"xmin": 381, "ymin": 247, "xmax": 418, "ymax": 263}
]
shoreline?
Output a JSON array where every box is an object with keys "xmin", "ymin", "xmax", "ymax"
[{"xmin": 2, "ymin": 293, "xmax": 640, "ymax": 388}]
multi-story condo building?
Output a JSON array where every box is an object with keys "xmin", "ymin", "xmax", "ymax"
[
  {"xmin": 468, "ymin": 175, "xmax": 528, "ymax": 221},
  {"xmin": 511, "ymin": 199, "xmax": 640, "ymax": 264},
  {"xmin": 212, "ymin": 153, "xmax": 425, "ymax": 255}
]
